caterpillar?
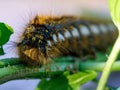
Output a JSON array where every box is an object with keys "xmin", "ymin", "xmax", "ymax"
[{"xmin": 18, "ymin": 16, "xmax": 118, "ymax": 66}]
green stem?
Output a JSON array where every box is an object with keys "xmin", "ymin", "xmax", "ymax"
[
  {"xmin": 0, "ymin": 58, "xmax": 19, "ymax": 67},
  {"xmin": 1, "ymin": 58, "xmax": 120, "ymax": 84},
  {"xmin": 0, "ymin": 56, "xmax": 74, "ymax": 68},
  {"xmin": 97, "ymin": 34, "xmax": 120, "ymax": 90},
  {"xmin": 0, "ymin": 62, "xmax": 74, "ymax": 84},
  {"xmin": 79, "ymin": 61, "xmax": 120, "ymax": 71}
]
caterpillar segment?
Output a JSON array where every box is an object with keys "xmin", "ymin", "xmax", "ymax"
[{"xmin": 18, "ymin": 16, "xmax": 118, "ymax": 66}]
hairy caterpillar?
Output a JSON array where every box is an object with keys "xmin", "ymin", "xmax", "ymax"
[{"xmin": 18, "ymin": 16, "xmax": 118, "ymax": 66}]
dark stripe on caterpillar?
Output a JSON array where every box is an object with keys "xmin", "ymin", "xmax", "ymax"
[{"xmin": 18, "ymin": 16, "xmax": 118, "ymax": 66}]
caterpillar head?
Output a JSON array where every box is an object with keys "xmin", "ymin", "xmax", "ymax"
[{"xmin": 18, "ymin": 17, "xmax": 53, "ymax": 66}]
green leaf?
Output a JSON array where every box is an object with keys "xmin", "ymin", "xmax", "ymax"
[
  {"xmin": 67, "ymin": 71, "xmax": 97, "ymax": 89},
  {"xmin": 0, "ymin": 22, "xmax": 14, "ymax": 45},
  {"xmin": 0, "ymin": 46, "xmax": 4, "ymax": 55},
  {"xmin": 108, "ymin": 0, "xmax": 120, "ymax": 29},
  {"xmin": 0, "ymin": 22, "xmax": 14, "ymax": 55},
  {"xmin": 36, "ymin": 71, "xmax": 97, "ymax": 90},
  {"xmin": 35, "ymin": 73, "xmax": 73, "ymax": 90}
]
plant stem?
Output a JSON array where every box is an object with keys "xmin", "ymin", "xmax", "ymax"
[
  {"xmin": 0, "ymin": 58, "xmax": 19, "ymax": 67},
  {"xmin": 0, "ymin": 56, "xmax": 74, "ymax": 68},
  {"xmin": 1, "ymin": 57, "xmax": 120, "ymax": 84},
  {"xmin": 0, "ymin": 62, "xmax": 74, "ymax": 84},
  {"xmin": 79, "ymin": 61, "xmax": 120, "ymax": 71},
  {"xmin": 97, "ymin": 34, "xmax": 120, "ymax": 90}
]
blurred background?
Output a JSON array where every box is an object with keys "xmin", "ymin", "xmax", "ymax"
[
  {"xmin": 0, "ymin": 0, "xmax": 111, "ymax": 59},
  {"xmin": 0, "ymin": 0, "xmax": 118, "ymax": 90}
]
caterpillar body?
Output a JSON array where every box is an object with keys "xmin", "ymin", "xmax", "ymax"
[{"xmin": 18, "ymin": 16, "xmax": 118, "ymax": 66}]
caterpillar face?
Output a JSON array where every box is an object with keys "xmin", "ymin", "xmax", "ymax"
[{"xmin": 18, "ymin": 16, "xmax": 118, "ymax": 66}]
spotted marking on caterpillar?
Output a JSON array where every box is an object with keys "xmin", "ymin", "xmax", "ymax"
[{"xmin": 18, "ymin": 16, "xmax": 118, "ymax": 66}]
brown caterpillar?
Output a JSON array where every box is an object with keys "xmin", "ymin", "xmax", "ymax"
[{"xmin": 18, "ymin": 16, "xmax": 118, "ymax": 66}]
